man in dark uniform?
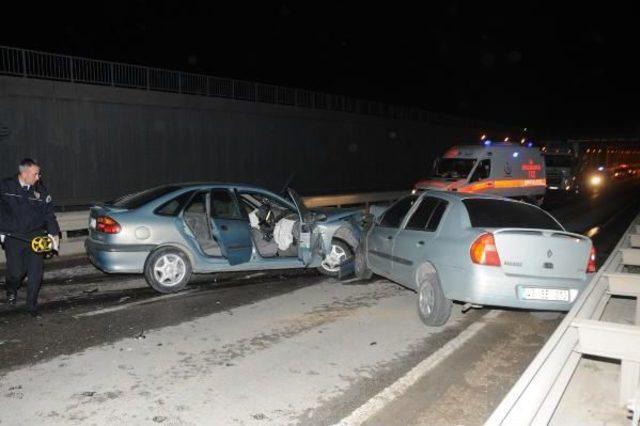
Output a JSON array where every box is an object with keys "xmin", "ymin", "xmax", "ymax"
[{"xmin": 0, "ymin": 158, "xmax": 60, "ymax": 317}]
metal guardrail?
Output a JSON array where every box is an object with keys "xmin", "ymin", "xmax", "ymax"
[
  {"xmin": 487, "ymin": 213, "xmax": 640, "ymax": 425},
  {"xmin": 0, "ymin": 45, "xmax": 498, "ymax": 129},
  {"xmin": 0, "ymin": 191, "xmax": 406, "ymax": 263}
]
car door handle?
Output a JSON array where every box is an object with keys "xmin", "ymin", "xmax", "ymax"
[
  {"xmin": 220, "ymin": 225, "xmax": 229, "ymax": 231},
  {"xmin": 417, "ymin": 241, "xmax": 425, "ymax": 247},
  {"xmin": 386, "ymin": 236, "xmax": 393, "ymax": 240}
]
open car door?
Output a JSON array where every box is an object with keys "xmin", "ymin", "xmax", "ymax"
[
  {"xmin": 286, "ymin": 188, "xmax": 319, "ymax": 266},
  {"xmin": 209, "ymin": 189, "xmax": 253, "ymax": 265}
]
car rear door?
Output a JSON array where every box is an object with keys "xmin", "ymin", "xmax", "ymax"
[
  {"xmin": 391, "ymin": 196, "xmax": 448, "ymax": 288},
  {"xmin": 209, "ymin": 188, "xmax": 253, "ymax": 265},
  {"xmin": 366, "ymin": 195, "xmax": 418, "ymax": 277}
]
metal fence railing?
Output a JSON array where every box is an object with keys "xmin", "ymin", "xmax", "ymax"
[{"xmin": 0, "ymin": 45, "xmax": 500, "ymax": 130}]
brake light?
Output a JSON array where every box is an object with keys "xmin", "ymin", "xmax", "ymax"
[
  {"xmin": 470, "ymin": 233, "xmax": 501, "ymax": 266},
  {"xmin": 96, "ymin": 216, "xmax": 121, "ymax": 234},
  {"xmin": 587, "ymin": 246, "xmax": 597, "ymax": 273}
]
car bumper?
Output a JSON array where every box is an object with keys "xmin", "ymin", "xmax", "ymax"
[
  {"xmin": 441, "ymin": 265, "xmax": 593, "ymax": 311},
  {"xmin": 85, "ymin": 239, "xmax": 152, "ymax": 274}
]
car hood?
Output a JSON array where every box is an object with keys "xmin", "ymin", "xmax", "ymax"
[
  {"xmin": 415, "ymin": 177, "xmax": 466, "ymax": 190},
  {"xmin": 312, "ymin": 207, "xmax": 361, "ymax": 222}
]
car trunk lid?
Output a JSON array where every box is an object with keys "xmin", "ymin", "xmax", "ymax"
[{"xmin": 492, "ymin": 228, "xmax": 591, "ymax": 280}]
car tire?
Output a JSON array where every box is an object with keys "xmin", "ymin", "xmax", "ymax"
[
  {"xmin": 417, "ymin": 272, "xmax": 452, "ymax": 327},
  {"xmin": 144, "ymin": 247, "xmax": 192, "ymax": 294},
  {"xmin": 354, "ymin": 242, "xmax": 374, "ymax": 280},
  {"xmin": 317, "ymin": 239, "xmax": 354, "ymax": 277}
]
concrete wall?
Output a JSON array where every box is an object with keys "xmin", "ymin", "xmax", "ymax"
[{"xmin": 0, "ymin": 75, "xmax": 490, "ymax": 205}]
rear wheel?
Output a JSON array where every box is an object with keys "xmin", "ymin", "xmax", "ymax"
[
  {"xmin": 144, "ymin": 247, "xmax": 192, "ymax": 293},
  {"xmin": 417, "ymin": 272, "xmax": 452, "ymax": 327},
  {"xmin": 317, "ymin": 240, "xmax": 353, "ymax": 277}
]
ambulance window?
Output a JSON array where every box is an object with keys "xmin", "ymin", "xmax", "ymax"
[{"xmin": 470, "ymin": 159, "xmax": 491, "ymax": 182}]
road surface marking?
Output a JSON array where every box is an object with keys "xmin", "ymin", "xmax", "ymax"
[
  {"xmin": 73, "ymin": 289, "xmax": 198, "ymax": 318},
  {"xmin": 336, "ymin": 309, "xmax": 502, "ymax": 426}
]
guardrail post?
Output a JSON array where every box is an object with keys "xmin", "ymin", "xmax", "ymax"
[
  {"xmin": 110, "ymin": 63, "xmax": 115, "ymax": 87},
  {"xmin": 21, "ymin": 49, "xmax": 27, "ymax": 77},
  {"xmin": 146, "ymin": 68, "xmax": 150, "ymax": 90},
  {"xmin": 178, "ymin": 72, "xmax": 182, "ymax": 93},
  {"xmin": 69, "ymin": 57, "xmax": 74, "ymax": 82}
]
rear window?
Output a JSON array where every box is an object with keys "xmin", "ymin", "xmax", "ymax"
[
  {"xmin": 463, "ymin": 199, "xmax": 562, "ymax": 230},
  {"xmin": 108, "ymin": 185, "xmax": 183, "ymax": 209}
]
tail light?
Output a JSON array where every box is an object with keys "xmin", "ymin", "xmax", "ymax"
[
  {"xmin": 96, "ymin": 216, "xmax": 121, "ymax": 234},
  {"xmin": 470, "ymin": 233, "xmax": 501, "ymax": 266},
  {"xmin": 587, "ymin": 246, "xmax": 597, "ymax": 273}
]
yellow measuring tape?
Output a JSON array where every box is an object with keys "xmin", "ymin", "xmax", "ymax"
[{"xmin": 30, "ymin": 236, "xmax": 54, "ymax": 254}]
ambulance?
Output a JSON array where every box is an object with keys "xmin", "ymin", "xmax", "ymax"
[{"xmin": 413, "ymin": 141, "xmax": 547, "ymax": 205}]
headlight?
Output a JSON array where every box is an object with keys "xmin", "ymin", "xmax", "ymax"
[
  {"xmin": 590, "ymin": 175, "xmax": 603, "ymax": 186},
  {"xmin": 411, "ymin": 189, "xmax": 417, "ymax": 194}
]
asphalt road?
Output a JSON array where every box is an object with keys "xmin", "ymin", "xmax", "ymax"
[{"xmin": 0, "ymin": 182, "xmax": 639, "ymax": 425}]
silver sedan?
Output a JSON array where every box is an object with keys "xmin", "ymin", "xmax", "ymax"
[
  {"xmin": 86, "ymin": 183, "xmax": 362, "ymax": 293},
  {"xmin": 355, "ymin": 191, "xmax": 595, "ymax": 326}
]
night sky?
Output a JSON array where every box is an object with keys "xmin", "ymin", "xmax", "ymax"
[{"xmin": 2, "ymin": 1, "xmax": 639, "ymax": 138}]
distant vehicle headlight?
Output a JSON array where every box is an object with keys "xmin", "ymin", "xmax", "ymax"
[{"xmin": 590, "ymin": 175, "xmax": 603, "ymax": 186}]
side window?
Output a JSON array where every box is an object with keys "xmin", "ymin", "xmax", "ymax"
[
  {"xmin": 380, "ymin": 195, "xmax": 418, "ymax": 228},
  {"xmin": 155, "ymin": 191, "xmax": 194, "ymax": 216},
  {"xmin": 469, "ymin": 159, "xmax": 491, "ymax": 182},
  {"xmin": 210, "ymin": 190, "xmax": 242, "ymax": 220},
  {"xmin": 405, "ymin": 197, "xmax": 439, "ymax": 230},
  {"xmin": 425, "ymin": 200, "xmax": 448, "ymax": 231},
  {"xmin": 184, "ymin": 192, "xmax": 207, "ymax": 215}
]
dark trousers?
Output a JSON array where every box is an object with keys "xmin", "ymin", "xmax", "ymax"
[{"xmin": 4, "ymin": 236, "xmax": 44, "ymax": 311}]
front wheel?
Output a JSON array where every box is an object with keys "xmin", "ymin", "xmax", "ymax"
[
  {"xmin": 317, "ymin": 240, "xmax": 354, "ymax": 277},
  {"xmin": 417, "ymin": 272, "xmax": 452, "ymax": 327},
  {"xmin": 144, "ymin": 247, "xmax": 192, "ymax": 293}
]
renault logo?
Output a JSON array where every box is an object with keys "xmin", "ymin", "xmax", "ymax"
[{"xmin": 547, "ymin": 250, "xmax": 553, "ymax": 258}]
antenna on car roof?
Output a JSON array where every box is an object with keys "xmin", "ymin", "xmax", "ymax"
[{"xmin": 280, "ymin": 171, "xmax": 296, "ymax": 196}]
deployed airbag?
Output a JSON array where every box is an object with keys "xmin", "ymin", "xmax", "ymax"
[{"xmin": 273, "ymin": 218, "xmax": 297, "ymax": 251}]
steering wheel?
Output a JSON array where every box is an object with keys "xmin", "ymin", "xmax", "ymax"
[{"xmin": 256, "ymin": 200, "xmax": 276, "ymax": 241}]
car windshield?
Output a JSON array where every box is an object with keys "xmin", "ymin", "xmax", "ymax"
[
  {"xmin": 545, "ymin": 155, "xmax": 572, "ymax": 168},
  {"xmin": 433, "ymin": 158, "xmax": 477, "ymax": 179},
  {"xmin": 108, "ymin": 185, "xmax": 183, "ymax": 209},
  {"xmin": 463, "ymin": 199, "xmax": 562, "ymax": 230}
]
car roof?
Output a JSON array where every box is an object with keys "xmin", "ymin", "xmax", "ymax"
[
  {"xmin": 150, "ymin": 182, "xmax": 275, "ymax": 191},
  {"xmin": 417, "ymin": 189, "xmax": 519, "ymax": 204},
  {"xmin": 456, "ymin": 144, "xmax": 539, "ymax": 151}
]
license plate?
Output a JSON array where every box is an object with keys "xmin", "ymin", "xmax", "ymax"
[
  {"xmin": 522, "ymin": 288, "xmax": 569, "ymax": 302},
  {"xmin": 90, "ymin": 218, "xmax": 96, "ymax": 229}
]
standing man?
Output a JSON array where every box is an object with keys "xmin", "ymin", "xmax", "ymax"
[{"xmin": 0, "ymin": 159, "xmax": 60, "ymax": 317}]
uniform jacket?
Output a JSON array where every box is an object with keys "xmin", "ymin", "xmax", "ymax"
[{"xmin": 0, "ymin": 177, "xmax": 60, "ymax": 236}]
